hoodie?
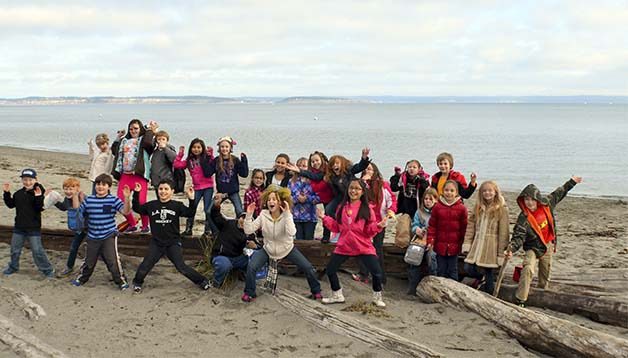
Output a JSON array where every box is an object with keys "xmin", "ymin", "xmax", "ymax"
[
  {"xmin": 509, "ymin": 178, "xmax": 577, "ymax": 257},
  {"xmin": 243, "ymin": 209, "xmax": 296, "ymax": 260}
]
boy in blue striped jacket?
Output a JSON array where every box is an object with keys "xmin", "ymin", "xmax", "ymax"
[{"xmin": 72, "ymin": 174, "xmax": 131, "ymax": 290}]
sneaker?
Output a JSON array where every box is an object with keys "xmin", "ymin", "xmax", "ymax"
[
  {"xmin": 3, "ymin": 267, "xmax": 18, "ymax": 275},
  {"xmin": 120, "ymin": 282, "xmax": 129, "ymax": 291},
  {"xmin": 44, "ymin": 270, "xmax": 55, "ymax": 279},
  {"xmin": 200, "ymin": 280, "xmax": 212, "ymax": 290},
  {"xmin": 241, "ymin": 293, "xmax": 255, "ymax": 303},
  {"xmin": 140, "ymin": 227, "xmax": 150, "ymax": 234},
  {"xmin": 322, "ymin": 289, "xmax": 345, "ymax": 304},
  {"xmin": 515, "ymin": 299, "xmax": 526, "ymax": 308},
  {"xmin": 59, "ymin": 267, "xmax": 74, "ymax": 277},
  {"xmin": 372, "ymin": 291, "xmax": 386, "ymax": 308},
  {"xmin": 133, "ymin": 285, "xmax": 142, "ymax": 293},
  {"xmin": 71, "ymin": 279, "xmax": 82, "ymax": 287}
]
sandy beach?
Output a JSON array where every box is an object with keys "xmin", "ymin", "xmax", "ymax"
[{"xmin": 0, "ymin": 145, "xmax": 626, "ymax": 357}]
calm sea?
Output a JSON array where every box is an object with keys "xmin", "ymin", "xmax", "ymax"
[{"xmin": 0, "ymin": 103, "xmax": 626, "ymax": 197}]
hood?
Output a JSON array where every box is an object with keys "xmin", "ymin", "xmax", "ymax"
[
  {"xmin": 517, "ymin": 184, "xmax": 549, "ymax": 211},
  {"xmin": 439, "ymin": 195, "xmax": 461, "ymax": 207}
]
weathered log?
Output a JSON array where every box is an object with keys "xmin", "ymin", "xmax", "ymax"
[
  {"xmin": 0, "ymin": 314, "xmax": 69, "ymax": 358},
  {"xmin": 417, "ymin": 276, "xmax": 628, "ymax": 358},
  {"xmin": 0, "ymin": 287, "xmax": 46, "ymax": 321},
  {"xmin": 497, "ymin": 284, "xmax": 628, "ymax": 328},
  {"xmin": 274, "ymin": 288, "xmax": 443, "ymax": 358}
]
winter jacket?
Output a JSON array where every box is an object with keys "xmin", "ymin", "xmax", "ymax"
[
  {"xmin": 329, "ymin": 157, "xmax": 370, "ymax": 199},
  {"xmin": 427, "ymin": 196, "xmax": 468, "ymax": 257},
  {"xmin": 150, "ymin": 144, "xmax": 177, "ymax": 187},
  {"xmin": 265, "ymin": 170, "xmax": 292, "ymax": 188},
  {"xmin": 3, "ymin": 183, "xmax": 46, "ymax": 231},
  {"xmin": 211, "ymin": 205, "xmax": 254, "ymax": 259},
  {"xmin": 430, "ymin": 170, "xmax": 476, "ymax": 199},
  {"xmin": 111, "ymin": 129, "xmax": 155, "ymax": 181},
  {"xmin": 297, "ymin": 168, "xmax": 333, "ymax": 204},
  {"xmin": 201, "ymin": 155, "xmax": 248, "ymax": 194},
  {"xmin": 88, "ymin": 140, "xmax": 114, "ymax": 182},
  {"xmin": 463, "ymin": 196, "xmax": 510, "ymax": 268},
  {"xmin": 509, "ymin": 179, "xmax": 576, "ymax": 258},
  {"xmin": 390, "ymin": 172, "xmax": 429, "ymax": 217},
  {"xmin": 244, "ymin": 210, "xmax": 296, "ymax": 260},
  {"xmin": 322, "ymin": 201, "xmax": 381, "ymax": 256},
  {"xmin": 173, "ymin": 153, "xmax": 214, "ymax": 190},
  {"xmin": 289, "ymin": 178, "xmax": 320, "ymax": 222}
]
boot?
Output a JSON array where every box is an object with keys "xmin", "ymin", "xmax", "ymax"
[
  {"xmin": 372, "ymin": 290, "xmax": 386, "ymax": 308},
  {"xmin": 321, "ymin": 289, "xmax": 345, "ymax": 304},
  {"xmin": 182, "ymin": 220, "xmax": 194, "ymax": 236}
]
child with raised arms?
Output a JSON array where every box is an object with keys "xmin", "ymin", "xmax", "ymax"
[{"xmin": 390, "ymin": 159, "xmax": 430, "ymax": 217}]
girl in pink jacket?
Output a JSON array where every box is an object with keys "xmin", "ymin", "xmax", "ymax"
[
  {"xmin": 319, "ymin": 178, "xmax": 388, "ymax": 307},
  {"xmin": 174, "ymin": 138, "xmax": 216, "ymax": 236}
]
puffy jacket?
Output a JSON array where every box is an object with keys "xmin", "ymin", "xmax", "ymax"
[
  {"xmin": 430, "ymin": 170, "xmax": 476, "ymax": 199},
  {"xmin": 427, "ymin": 196, "xmax": 468, "ymax": 257}
]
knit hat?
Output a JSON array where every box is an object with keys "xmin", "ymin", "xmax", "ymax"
[{"xmin": 217, "ymin": 136, "xmax": 237, "ymax": 147}]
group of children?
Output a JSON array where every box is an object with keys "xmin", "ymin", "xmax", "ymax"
[{"xmin": 2, "ymin": 119, "xmax": 583, "ymax": 308}]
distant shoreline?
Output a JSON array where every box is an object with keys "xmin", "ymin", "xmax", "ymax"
[{"xmin": 1, "ymin": 145, "xmax": 626, "ymax": 201}]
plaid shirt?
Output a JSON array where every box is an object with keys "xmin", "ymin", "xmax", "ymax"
[{"xmin": 244, "ymin": 186, "xmax": 263, "ymax": 217}]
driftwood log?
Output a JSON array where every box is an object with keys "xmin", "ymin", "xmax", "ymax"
[
  {"xmin": 0, "ymin": 314, "xmax": 68, "ymax": 358},
  {"xmin": 274, "ymin": 288, "xmax": 442, "ymax": 358},
  {"xmin": 498, "ymin": 284, "xmax": 628, "ymax": 328},
  {"xmin": 0, "ymin": 287, "xmax": 46, "ymax": 321},
  {"xmin": 417, "ymin": 276, "xmax": 628, "ymax": 358}
]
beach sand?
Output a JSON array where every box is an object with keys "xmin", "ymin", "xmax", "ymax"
[{"xmin": 0, "ymin": 146, "xmax": 626, "ymax": 357}]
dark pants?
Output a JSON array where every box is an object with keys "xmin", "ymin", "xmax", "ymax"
[
  {"xmin": 321, "ymin": 203, "xmax": 331, "ymax": 241},
  {"xmin": 187, "ymin": 188, "xmax": 218, "ymax": 234},
  {"xmin": 464, "ymin": 263, "xmax": 495, "ymax": 294},
  {"xmin": 133, "ymin": 239, "xmax": 206, "ymax": 287},
  {"xmin": 436, "ymin": 254, "xmax": 459, "ymax": 281},
  {"xmin": 245, "ymin": 247, "xmax": 320, "ymax": 297},
  {"xmin": 76, "ymin": 235, "xmax": 127, "ymax": 286},
  {"xmin": 295, "ymin": 221, "xmax": 316, "ymax": 241},
  {"xmin": 327, "ymin": 253, "xmax": 383, "ymax": 292},
  {"xmin": 407, "ymin": 250, "xmax": 436, "ymax": 294},
  {"xmin": 66, "ymin": 231, "xmax": 87, "ymax": 269},
  {"xmin": 357, "ymin": 230, "xmax": 386, "ymax": 284}
]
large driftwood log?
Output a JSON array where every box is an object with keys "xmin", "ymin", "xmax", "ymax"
[
  {"xmin": 498, "ymin": 284, "xmax": 628, "ymax": 328},
  {"xmin": 274, "ymin": 289, "xmax": 442, "ymax": 358},
  {"xmin": 417, "ymin": 276, "xmax": 628, "ymax": 358},
  {"xmin": 0, "ymin": 314, "xmax": 68, "ymax": 358},
  {"xmin": 0, "ymin": 287, "xmax": 46, "ymax": 321}
]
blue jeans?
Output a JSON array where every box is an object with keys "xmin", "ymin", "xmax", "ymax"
[
  {"xmin": 6, "ymin": 230, "xmax": 54, "ymax": 275},
  {"xmin": 66, "ymin": 231, "xmax": 87, "ymax": 269},
  {"xmin": 436, "ymin": 254, "xmax": 459, "ymax": 281},
  {"xmin": 464, "ymin": 263, "xmax": 495, "ymax": 294},
  {"xmin": 212, "ymin": 254, "xmax": 249, "ymax": 286},
  {"xmin": 244, "ymin": 248, "xmax": 320, "ymax": 297},
  {"xmin": 223, "ymin": 192, "xmax": 243, "ymax": 217},
  {"xmin": 189, "ymin": 188, "xmax": 218, "ymax": 234}
]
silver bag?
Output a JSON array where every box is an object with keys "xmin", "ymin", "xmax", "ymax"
[{"xmin": 404, "ymin": 236, "xmax": 426, "ymax": 266}]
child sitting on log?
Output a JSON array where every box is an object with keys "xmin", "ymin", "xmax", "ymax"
[{"xmin": 505, "ymin": 176, "xmax": 582, "ymax": 307}]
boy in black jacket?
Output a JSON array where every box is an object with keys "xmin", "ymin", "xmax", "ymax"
[
  {"xmin": 210, "ymin": 194, "xmax": 257, "ymax": 287},
  {"xmin": 2, "ymin": 168, "xmax": 54, "ymax": 277},
  {"xmin": 129, "ymin": 179, "xmax": 210, "ymax": 292}
]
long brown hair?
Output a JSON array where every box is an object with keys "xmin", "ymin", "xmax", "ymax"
[
  {"xmin": 361, "ymin": 162, "xmax": 383, "ymax": 206},
  {"xmin": 336, "ymin": 179, "xmax": 371, "ymax": 224},
  {"xmin": 474, "ymin": 180, "xmax": 505, "ymax": 219},
  {"xmin": 309, "ymin": 151, "xmax": 328, "ymax": 173},
  {"xmin": 324, "ymin": 155, "xmax": 351, "ymax": 183}
]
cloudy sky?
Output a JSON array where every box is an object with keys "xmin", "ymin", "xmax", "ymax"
[{"xmin": 1, "ymin": 1, "xmax": 626, "ymax": 97}]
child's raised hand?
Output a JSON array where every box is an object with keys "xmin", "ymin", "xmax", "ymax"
[
  {"xmin": 117, "ymin": 129, "xmax": 126, "ymax": 139},
  {"xmin": 280, "ymin": 201, "xmax": 290, "ymax": 213},
  {"xmin": 470, "ymin": 172, "xmax": 477, "ymax": 185},
  {"xmin": 123, "ymin": 185, "xmax": 132, "ymax": 198},
  {"xmin": 78, "ymin": 191, "xmax": 85, "ymax": 202},
  {"xmin": 394, "ymin": 166, "xmax": 402, "ymax": 175},
  {"xmin": 186, "ymin": 186, "xmax": 195, "ymax": 199},
  {"xmin": 246, "ymin": 202, "xmax": 256, "ymax": 215},
  {"xmin": 240, "ymin": 152, "xmax": 247, "ymax": 160},
  {"xmin": 571, "ymin": 176, "xmax": 583, "ymax": 184},
  {"xmin": 316, "ymin": 207, "xmax": 325, "ymax": 220},
  {"xmin": 285, "ymin": 163, "xmax": 300, "ymax": 173},
  {"xmin": 178, "ymin": 146, "xmax": 185, "ymax": 154},
  {"xmin": 134, "ymin": 183, "xmax": 142, "ymax": 192},
  {"xmin": 361, "ymin": 147, "xmax": 370, "ymax": 159},
  {"xmin": 3, "ymin": 183, "xmax": 11, "ymax": 192},
  {"xmin": 206, "ymin": 146, "xmax": 214, "ymax": 157},
  {"xmin": 148, "ymin": 120, "xmax": 159, "ymax": 132},
  {"xmin": 33, "ymin": 186, "xmax": 43, "ymax": 196}
]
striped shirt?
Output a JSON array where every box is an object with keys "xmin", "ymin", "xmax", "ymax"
[{"xmin": 79, "ymin": 194, "xmax": 124, "ymax": 240}]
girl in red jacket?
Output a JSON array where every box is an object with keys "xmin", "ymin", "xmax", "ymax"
[
  {"xmin": 318, "ymin": 178, "xmax": 388, "ymax": 307},
  {"xmin": 427, "ymin": 180, "xmax": 468, "ymax": 280}
]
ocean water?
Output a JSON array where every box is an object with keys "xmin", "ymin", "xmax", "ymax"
[{"xmin": 0, "ymin": 103, "xmax": 626, "ymax": 197}]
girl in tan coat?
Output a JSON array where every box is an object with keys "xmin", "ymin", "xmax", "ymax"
[{"xmin": 462, "ymin": 180, "xmax": 509, "ymax": 294}]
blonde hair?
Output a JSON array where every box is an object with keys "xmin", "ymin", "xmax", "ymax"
[
  {"xmin": 261, "ymin": 185, "xmax": 293, "ymax": 209},
  {"xmin": 422, "ymin": 187, "xmax": 438, "ymax": 202},
  {"xmin": 474, "ymin": 180, "xmax": 505, "ymax": 218},
  {"xmin": 95, "ymin": 133, "xmax": 109, "ymax": 146}
]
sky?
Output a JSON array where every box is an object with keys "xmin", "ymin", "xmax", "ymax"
[{"xmin": 1, "ymin": 0, "xmax": 627, "ymax": 97}]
